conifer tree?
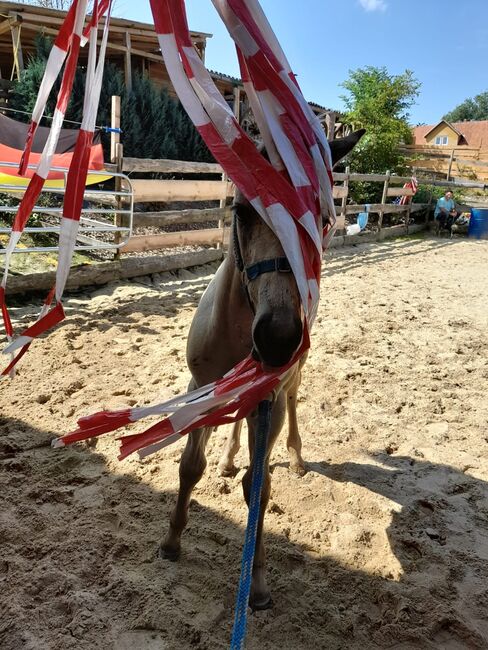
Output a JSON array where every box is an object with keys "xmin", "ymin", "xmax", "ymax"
[{"xmin": 10, "ymin": 35, "xmax": 213, "ymax": 162}]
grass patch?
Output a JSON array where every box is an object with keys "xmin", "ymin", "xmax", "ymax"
[{"xmin": 0, "ymin": 217, "xmax": 101, "ymax": 276}]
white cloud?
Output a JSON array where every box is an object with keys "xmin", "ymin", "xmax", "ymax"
[{"xmin": 359, "ymin": 0, "xmax": 388, "ymax": 12}]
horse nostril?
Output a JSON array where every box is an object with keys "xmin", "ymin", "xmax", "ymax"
[{"xmin": 252, "ymin": 310, "xmax": 302, "ymax": 368}]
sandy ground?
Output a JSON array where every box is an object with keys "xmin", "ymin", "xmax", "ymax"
[{"xmin": 1, "ymin": 235, "xmax": 488, "ymax": 650}]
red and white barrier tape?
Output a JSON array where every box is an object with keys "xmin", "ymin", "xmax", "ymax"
[
  {"xmin": 1, "ymin": 0, "xmax": 112, "ymax": 376},
  {"xmin": 2, "ymin": 1, "xmax": 335, "ymax": 461}
]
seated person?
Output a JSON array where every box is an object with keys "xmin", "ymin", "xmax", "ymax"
[{"xmin": 434, "ymin": 191, "xmax": 460, "ymax": 231}]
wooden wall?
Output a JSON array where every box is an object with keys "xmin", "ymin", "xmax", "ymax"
[{"xmin": 402, "ymin": 145, "xmax": 488, "ymax": 182}]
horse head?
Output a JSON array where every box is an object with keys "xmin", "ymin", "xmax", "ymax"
[{"xmin": 231, "ymin": 129, "xmax": 365, "ymax": 369}]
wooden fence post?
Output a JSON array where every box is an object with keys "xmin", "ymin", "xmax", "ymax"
[
  {"xmin": 233, "ymin": 87, "xmax": 241, "ymax": 122},
  {"xmin": 10, "ymin": 16, "xmax": 23, "ymax": 81},
  {"xmin": 339, "ymin": 165, "xmax": 350, "ymax": 233},
  {"xmin": 426, "ymin": 175, "xmax": 435, "ymax": 226},
  {"xmin": 404, "ymin": 167, "xmax": 417, "ymax": 235},
  {"xmin": 447, "ymin": 149, "xmax": 455, "ymax": 181},
  {"xmin": 124, "ymin": 33, "xmax": 133, "ymax": 93},
  {"xmin": 113, "ymin": 142, "xmax": 124, "ymax": 260},
  {"xmin": 326, "ymin": 111, "xmax": 337, "ymax": 140},
  {"xmin": 405, "ymin": 198, "xmax": 412, "ymax": 235},
  {"xmin": 110, "ymin": 95, "xmax": 121, "ymax": 163},
  {"xmin": 378, "ymin": 170, "xmax": 390, "ymax": 232},
  {"xmin": 218, "ymin": 172, "xmax": 228, "ymax": 249}
]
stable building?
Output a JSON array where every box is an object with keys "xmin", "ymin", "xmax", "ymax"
[{"xmin": 0, "ymin": 1, "xmax": 343, "ymax": 139}]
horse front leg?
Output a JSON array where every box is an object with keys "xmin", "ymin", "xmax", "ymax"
[
  {"xmin": 286, "ymin": 368, "xmax": 306, "ymax": 477},
  {"xmin": 160, "ymin": 426, "xmax": 212, "ymax": 561},
  {"xmin": 242, "ymin": 392, "xmax": 286, "ymax": 610},
  {"xmin": 218, "ymin": 419, "xmax": 243, "ymax": 476}
]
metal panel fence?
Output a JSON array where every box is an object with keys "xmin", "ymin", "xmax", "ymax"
[{"xmin": 0, "ymin": 162, "xmax": 134, "ymax": 254}]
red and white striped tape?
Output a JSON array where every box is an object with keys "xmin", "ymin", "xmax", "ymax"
[
  {"xmin": 2, "ymin": 1, "xmax": 336, "ymax": 460},
  {"xmin": 1, "ymin": 0, "xmax": 112, "ymax": 375},
  {"xmin": 399, "ymin": 176, "xmax": 418, "ymax": 206}
]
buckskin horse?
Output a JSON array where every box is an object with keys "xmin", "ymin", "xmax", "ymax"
[{"xmin": 160, "ymin": 130, "xmax": 365, "ymax": 610}]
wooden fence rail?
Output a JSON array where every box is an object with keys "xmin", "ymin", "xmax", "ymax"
[
  {"xmin": 122, "ymin": 157, "xmax": 223, "ymax": 174},
  {"xmin": 131, "ymin": 207, "xmax": 232, "ymax": 228},
  {"xmin": 109, "ymin": 155, "xmax": 488, "ymax": 256},
  {"xmin": 125, "ymin": 179, "xmax": 233, "ymax": 203}
]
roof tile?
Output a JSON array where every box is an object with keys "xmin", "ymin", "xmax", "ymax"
[{"xmin": 413, "ymin": 120, "xmax": 488, "ymax": 148}]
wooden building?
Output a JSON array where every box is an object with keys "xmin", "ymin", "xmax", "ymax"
[
  {"xmin": 0, "ymin": 1, "xmax": 211, "ymax": 88},
  {"xmin": 0, "ymin": 1, "xmax": 342, "ymax": 138}
]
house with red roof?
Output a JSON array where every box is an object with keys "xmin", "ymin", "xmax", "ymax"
[{"xmin": 412, "ymin": 119, "xmax": 488, "ymax": 149}]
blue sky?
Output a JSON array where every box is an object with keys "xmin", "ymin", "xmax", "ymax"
[{"xmin": 120, "ymin": 0, "xmax": 488, "ymax": 126}]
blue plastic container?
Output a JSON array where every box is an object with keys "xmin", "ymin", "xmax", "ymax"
[
  {"xmin": 357, "ymin": 212, "xmax": 369, "ymax": 230},
  {"xmin": 469, "ymin": 208, "xmax": 488, "ymax": 239}
]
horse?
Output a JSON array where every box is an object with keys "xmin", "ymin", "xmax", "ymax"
[{"xmin": 160, "ymin": 129, "xmax": 365, "ymax": 610}]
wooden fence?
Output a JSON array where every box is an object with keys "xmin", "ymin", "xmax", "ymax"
[
  {"xmin": 401, "ymin": 145, "xmax": 488, "ymax": 183},
  {"xmin": 117, "ymin": 156, "xmax": 230, "ymax": 253},
  {"xmin": 114, "ymin": 157, "xmax": 435, "ymax": 255},
  {"xmin": 9, "ymin": 157, "xmax": 488, "ymax": 296}
]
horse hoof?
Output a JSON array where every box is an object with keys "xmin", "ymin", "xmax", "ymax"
[
  {"xmin": 158, "ymin": 543, "xmax": 180, "ymax": 562},
  {"xmin": 290, "ymin": 463, "xmax": 307, "ymax": 477},
  {"xmin": 249, "ymin": 594, "xmax": 273, "ymax": 612},
  {"xmin": 218, "ymin": 464, "xmax": 238, "ymax": 478}
]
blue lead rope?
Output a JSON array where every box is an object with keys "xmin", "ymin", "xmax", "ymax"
[{"xmin": 230, "ymin": 399, "xmax": 272, "ymax": 650}]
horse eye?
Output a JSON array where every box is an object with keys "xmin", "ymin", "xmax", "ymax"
[{"xmin": 233, "ymin": 205, "xmax": 248, "ymax": 225}]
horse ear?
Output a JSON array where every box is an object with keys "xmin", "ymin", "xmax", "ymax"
[{"xmin": 329, "ymin": 129, "xmax": 366, "ymax": 167}]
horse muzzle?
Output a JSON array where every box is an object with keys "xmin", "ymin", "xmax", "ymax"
[{"xmin": 252, "ymin": 309, "xmax": 303, "ymax": 369}]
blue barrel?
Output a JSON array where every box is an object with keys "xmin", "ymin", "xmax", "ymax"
[{"xmin": 469, "ymin": 209, "xmax": 488, "ymax": 239}]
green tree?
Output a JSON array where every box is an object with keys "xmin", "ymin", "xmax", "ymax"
[
  {"xmin": 340, "ymin": 66, "xmax": 420, "ymax": 201},
  {"xmin": 443, "ymin": 92, "xmax": 488, "ymax": 122}
]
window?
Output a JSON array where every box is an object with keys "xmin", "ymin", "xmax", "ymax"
[{"xmin": 435, "ymin": 135, "xmax": 449, "ymax": 145}]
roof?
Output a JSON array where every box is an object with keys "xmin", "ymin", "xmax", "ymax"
[
  {"xmin": 413, "ymin": 120, "xmax": 488, "ymax": 148},
  {"xmin": 424, "ymin": 120, "xmax": 464, "ymax": 139},
  {"xmin": 209, "ymin": 70, "xmax": 242, "ymax": 86},
  {"xmin": 0, "ymin": 1, "xmax": 338, "ymax": 117},
  {"xmin": 0, "ymin": 1, "xmax": 212, "ymax": 42},
  {"xmin": 209, "ymin": 71, "xmax": 338, "ymax": 115},
  {"xmin": 308, "ymin": 101, "xmax": 331, "ymax": 112}
]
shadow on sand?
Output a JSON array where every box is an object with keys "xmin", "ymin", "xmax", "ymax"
[{"xmin": 1, "ymin": 416, "xmax": 488, "ymax": 650}]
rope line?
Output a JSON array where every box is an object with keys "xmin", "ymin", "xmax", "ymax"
[
  {"xmin": 230, "ymin": 399, "xmax": 272, "ymax": 650},
  {"xmin": 0, "ymin": 105, "xmax": 115, "ymax": 131}
]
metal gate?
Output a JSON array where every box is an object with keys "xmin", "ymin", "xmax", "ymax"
[{"xmin": 0, "ymin": 162, "xmax": 133, "ymax": 254}]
